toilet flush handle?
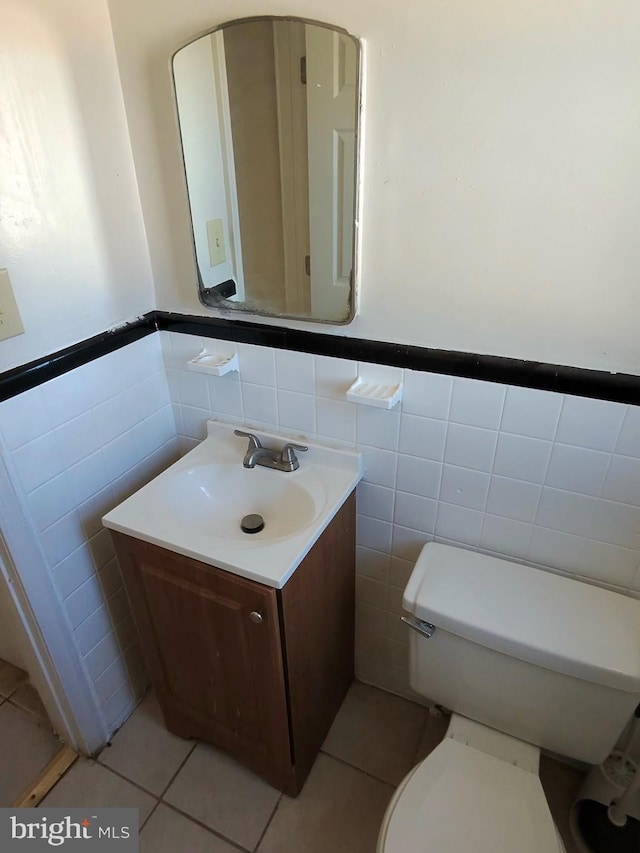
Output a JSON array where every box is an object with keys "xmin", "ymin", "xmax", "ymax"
[{"xmin": 401, "ymin": 616, "xmax": 437, "ymax": 639}]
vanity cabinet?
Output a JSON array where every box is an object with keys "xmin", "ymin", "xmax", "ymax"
[{"xmin": 110, "ymin": 493, "xmax": 355, "ymax": 795}]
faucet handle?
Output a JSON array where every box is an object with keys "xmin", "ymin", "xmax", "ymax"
[
  {"xmin": 280, "ymin": 442, "xmax": 308, "ymax": 465},
  {"xmin": 234, "ymin": 430, "xmax": 262, "ymax": 451}
]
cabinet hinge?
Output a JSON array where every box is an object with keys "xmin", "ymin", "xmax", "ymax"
[
  {"xmin": 300, "ymin": 56, "xmax": 307, "ymax": 85},
  {"xmin": 305, "ymin": 254, "xmax": 311, "ymax": 276}
]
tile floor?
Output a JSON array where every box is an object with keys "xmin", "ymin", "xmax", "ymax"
[
  {"xmin": 36, "ymin": 680, "xmax": 584, "ymax": 852},
  {"xmin": 0, "ymin": 659, "xmax": 62, "ymax": 806}
]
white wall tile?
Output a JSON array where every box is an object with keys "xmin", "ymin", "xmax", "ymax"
[
  {"xmin": 391, "ymin": 525, "xmax": 432, "ymax": 562},
  {"xmin": 394, "ymin": 492, "xmax": 437, "ymax": 533},
  {"xmin": 54, "ymin": 409, "xmax": 102, "ymax": 469},
  {"xmin": 238, "ymin": 343, "xmax": 276, "ymax": 386},
  {"xmin": 74, "ymin": 604, "xmax": 114, "ymax": 657},
  {"xmin": 208, "ymin": 375, "xmax": 243, "ymax": 418},
  {"xmin": 180, "ymin": 404, "xmax": 209, "ymax": 440},
  {"xmin": 440, "ymin": 465, "xmax": 490, "ymax": 510},
  {"xmin": 527, "ymin": 527, "xmax": 586, "ymax": 574},
  {"xmin": 40, "ymin": 369, "xmax": 96, "ymax": 428},
  {"xmin": 535, "ymin": 488, "xmax": 598, "ymax": 537},
  {"xmin": 67, "ymin": 451, "xmax": 111, "ymax": 506},
  {"xmin": 443, "ymin": 423, "xmax": 497, "ymax": 472},
  {"xmin": 500, "ymin": 386, "xmax": 563, "ymax": 440},
  {"xmin": 398, "ymin": 414, "xmax": 447, "ymax": 460},
  {"xmin": 242, "ymin": 383, "xmax": 277, "ymax": 425},
  {"xmin": 177, "ymin": 370, "xmax": 210, "ymax": 408},
  {"xmin": 356, "ymin": 576, "xmax": 389, "ymax": 610},
  {"xmin": 54, "ymin": 544, "xmax": 97, "ymax": 599},
  {"xmin": 435, "ymin": 503, "xmax": 484, "ymax": 546},
  {"xmin": 389, "ymin": 556, "xmax": 414, "ymax": 590},
  {"xmin": 0, "ymin": 385, "xmax": 52, "ymax": 451},
  {"xmin": 314, "ymin": 355, "xmax": 357, "ymax": 399},
  {"xmin": 577, "ymin": 540, "xmax": 640, "ymax": 588},
  {"xmin": 356, "ymin": 406, "xmax": 400, "ymax": 450},
  {"xmin": 544, "ymin": 444, "xmax": 611, "ymax": 497},
  {"xmin": 277, "ymin": 390, "xmax": 315, "ymax": 435},
  {"xmin": 41, "ymin": 511, "xmax": 86, "ymax": 567},
  {"xmin": 12, "ymin": 432, "xmax": 64, "ymax": 493},
  {"xmin": 361, "ymin": 446, "xmax": 397, "ymax": 488},
  {"xmin": 276, "ymin": 349, "xmax": 315, "ymax": 393},
  {"xmin": 65, "ymin": 575, "xmax": 107, "ymax": 629},
  {"xmin": 602, "ymin": 455, "xmax": 640, "ymax": 505},
  {"xmin": 27, "ymin": 471, "xmax": 77, "ymax": 531},
  {"xmin": 356, "ymin": 546, "xmax": 391, "ymax": 583},
  {"xmin": 555, "ymin": 396, "xmax": 627, "ymax": 452},
  {"xmin": 357, "ymin": 482, "xmax": 395, "ymax": 522},
  {"xmin": 480, "ymin": 515, "xmax": 532, "ymax": 559},
  {"xmin": 396, "ymin": 455, "xmax": 441, "ymax": 499},
  {"xmin": 616, "ymin": 407, "xmax": 640, "ymax": 458},
  {"xmin": 449, "ymin": 378, "xmax": 506, "ymax": 429},
  {"xmin": 589, "ymin": 500, "xmax": 640, "ymax": 549},
  {"xmin": 485, "ymin": 476, "xmax": 541, "ymax": 523},
  {"xmin": 493, "ymin": 433, "xmax": 552, "ymax": 483},
  {"xmin": 154, "ymin": 333, "xmax": 640, "ymax": 702},
  {"xmin": 357, "ymin": 515, "xmax": 393, "ymax": 553},
  {"xmin": 402, "ymin": 371, "xmax": 452, "ymax": 420},
  {"xmin": 102, "ymin": 431, "xmax": 140, "ymax": 482},
  {"xmin": 316, "ymin": 398, "xmax": 356, "ymax": 444}
]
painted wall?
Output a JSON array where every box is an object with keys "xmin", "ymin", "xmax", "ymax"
[
  {"xmin": 0, "ymin": 0, "xmax": 154, "ymax": 371},
  {"xmin": 107, "ymin": 0, "xmax": 640, "ymax": 374}
]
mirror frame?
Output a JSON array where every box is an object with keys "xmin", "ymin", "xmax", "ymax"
[{"xmin": 171, "ymin": 16, "xmax": 363, "ymax": 325}]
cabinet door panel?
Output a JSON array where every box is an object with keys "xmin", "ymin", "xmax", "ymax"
[{"xmin": 111, "ymin": 534, "xmax": 292, "ymax": 785}]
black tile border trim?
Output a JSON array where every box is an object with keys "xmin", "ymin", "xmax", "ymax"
[
  {"xmin": 0, "ymin": 313, "xmax": 157, "ymax": 403},
  {"xmin": 155, "ymin": 312, "xmax": 640, "ymax": 406},
  {"xmin": 1, "ymin": 309, "xmax": 639, "ymax": 405}
]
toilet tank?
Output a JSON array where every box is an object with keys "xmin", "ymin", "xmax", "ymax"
[{"xmin": 403, "ymin": 544, "xmax": 640, "ymax": 765}]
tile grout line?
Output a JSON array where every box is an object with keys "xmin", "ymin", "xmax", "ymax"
[
  {"xmin": 252, "ymin": 793, "xmax": 283, "ymax": 852},
  {"xmin": 317, "ymin": 749, "xmax": 400, "ymax": 791}
]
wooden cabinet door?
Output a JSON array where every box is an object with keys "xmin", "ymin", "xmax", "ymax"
[{"xmin": 111, "ymin": 534, "xmax": 293, "ymax": 788}]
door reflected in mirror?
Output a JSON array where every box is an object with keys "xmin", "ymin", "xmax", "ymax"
[{"xmin": 172, "ymin": 18, "xmax": 361, "ymax": 324}]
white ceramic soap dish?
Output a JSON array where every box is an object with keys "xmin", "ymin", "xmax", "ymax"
[
  {"xmin": 187, "ymin": 350, "xmax": 239, "ymax": 377},
  {"xmin": 346, "ymin": 378, "xmax": 403, "ymax": 409}
]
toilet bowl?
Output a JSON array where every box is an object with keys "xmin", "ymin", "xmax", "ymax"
[
  {"xmin": 377, "ymin": 543, "xmax": 640, "ymax": 853},
  {"xmin": 378, "ymin": 715, "xmax": 565, "ymax": 853}
]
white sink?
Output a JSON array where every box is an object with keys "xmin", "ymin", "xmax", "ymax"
[{"xmin": 103, "ymin": 420, "xmax": 363, "ymax": 588}]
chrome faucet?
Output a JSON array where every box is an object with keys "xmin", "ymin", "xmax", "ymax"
[{"xmin": 234, "ymin": 430, "xmax": 308, "ymax": 472}]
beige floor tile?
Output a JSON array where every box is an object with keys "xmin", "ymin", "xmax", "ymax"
[
  {"xmin": 164, "ymin": 743, "xmax": 280, "ymax": 850},
  {"xmin": 413, "ymin": 708, "xmax": 450, "ymax": 763},
  {"xmin": 42, "ymin": 758, "xmax": 156, "ymax": 826},
  {"xmin": 10, "ymin": 682, "xmax": 49, "ymax": 722},
  {"xmin": 0, "ymin": 659, "xmax": 28, "ymax": 698},
  {"xmin": 322, "ymin": 681, "xmax": 427, "ymax": 785},
  {"xmin": 99, "ymin": 693, "xmax": 195, "ymax": 795},
  {"xmin": 540, "ymin": 755, "xmax": 585, "ymax": 853},
  {"xmin": 0, "ymin": 702, "xmax": 62, "ymax": 806},
  {"xmin": 258, "ymin": 753, "xmax": 393, "ymax": 853},
  {"xmin": 140, "ymin": 804, "xmax": 239, "ymax": 853}
]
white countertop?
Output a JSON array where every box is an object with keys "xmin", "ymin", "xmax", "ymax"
[{"xmin": 103, "ymin": 420, "xmax": 363, "ymax": 589}]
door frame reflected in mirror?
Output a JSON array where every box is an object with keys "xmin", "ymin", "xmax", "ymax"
[{"xmin": 171, "ymin": 16, "xmax": 362, "ymax": 325}]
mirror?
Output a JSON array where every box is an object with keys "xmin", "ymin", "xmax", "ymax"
[{"xmin": 172, "ymin": 17, "xmax": 361, "ymax": 324}]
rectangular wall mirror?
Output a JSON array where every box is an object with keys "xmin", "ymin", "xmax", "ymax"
[{"xmin": 172, "ymin": 17, "xmax": 362, "ymax": 324}]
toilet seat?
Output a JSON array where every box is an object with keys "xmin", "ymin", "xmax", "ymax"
[{"xmin": 378, "ymin": 736, "xmax": 564, "ymax": 853}]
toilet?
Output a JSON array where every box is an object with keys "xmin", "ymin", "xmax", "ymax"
[{"xmin": 378, "ymin": 543, "xmax": 640, "ymax": 853}]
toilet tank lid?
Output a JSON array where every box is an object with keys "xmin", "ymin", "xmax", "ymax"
[{"xmin": 403, "ymin": 544, "xmax": 640, "ymax": 693}]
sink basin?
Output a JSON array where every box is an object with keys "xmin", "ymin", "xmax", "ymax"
[
  {"xmin": 103, "ymin": 420, "xmax": 363, "ymax": 588},
  {"xmin": 164, "ymin": 462, "xmax": 325, "ymax": 542}
]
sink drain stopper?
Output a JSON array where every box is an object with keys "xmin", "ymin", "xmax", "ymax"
[{"xmin": 241, "ymin": 513, "xmax": 265, "ymax": 534}]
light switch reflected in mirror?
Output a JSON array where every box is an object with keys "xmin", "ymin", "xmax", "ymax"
[{"xmin": 172, "ymin": 17, "xmax": 361, "ymax": 324}]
